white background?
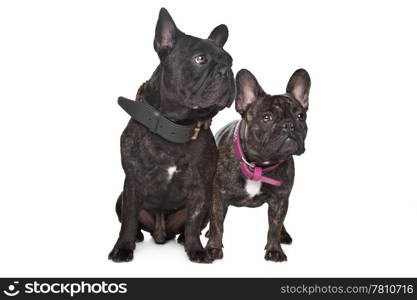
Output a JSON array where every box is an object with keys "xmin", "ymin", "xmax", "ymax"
[{"xmin": 0, "ymin": 0, "xmax": 416, "ymax": 277}]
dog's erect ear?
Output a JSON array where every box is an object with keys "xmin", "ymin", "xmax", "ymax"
[
  {"xmin": 208, "ymin": 24, "xmax": 229, "ymax": 48},
  {"xmin": 236, "ymin": 69, "xmax": 265, "ymax": 115},
  {"xmin": 154, "ymin": 8, "xmax": 181, "ymax": 58},
  {"xmin": 286, "ymin": 69, "xmax": 311, "ymax": 110}
]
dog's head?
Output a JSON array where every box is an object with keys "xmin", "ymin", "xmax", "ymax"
[
  {"xmin": 151, "ymin": 8, "xmax": 235, "ymax": 119},
  {"xmin": 235, "ymin": 69, "xmax": 311, "ymax": 163}
]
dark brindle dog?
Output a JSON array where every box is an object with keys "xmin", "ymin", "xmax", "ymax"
[
  {"xmin": 109, "ymin": 8, "xmax": 235, "ymax": 263},
  {"xmin": 206, "ymin": 68, "xmax": 311, "ymax": 262}
]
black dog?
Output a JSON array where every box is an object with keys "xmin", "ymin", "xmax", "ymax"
[
  {"xmin": 109, "ymin": 8, "xmax": 235, "ymax": 263},
  {"xmin": 206, "ymin": 68, "xmax": 311, "ymax": 262}
]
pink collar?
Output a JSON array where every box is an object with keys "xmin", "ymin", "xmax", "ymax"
[{"xmin": 233, "ymin": 120, "xmax": 282, "ymax": 186}]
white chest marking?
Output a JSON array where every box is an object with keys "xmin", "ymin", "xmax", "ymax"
[
  {"xmin": 245, "ymin": 179, "xmax": 262, "ymax": 198},
  {"xmin": 167, "ymin": 166, "xmax": 177, "ymax": 181}
]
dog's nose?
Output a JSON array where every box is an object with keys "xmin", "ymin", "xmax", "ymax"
[{"xmin": 282, "ymin": 121, "xmax": 295, "ymax": 132}]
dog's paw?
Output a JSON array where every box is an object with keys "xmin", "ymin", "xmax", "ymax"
[
  {"xmin": 280, "ymin": 231, "xmax": 293, "ymax": 244},
  {"xmin": 264, "ymin": 250, "xmax": 287, "ymax": 262},
  {"xmin": 187, "ymin": 249, "xmax": 213, "ymax": 264},
  {"xmin": 108, "ymin": 248, "xmax": 134, "ymax": 263},
  {"xmin": 207, "ymin": 248, "xmax": 223, "ymax": 260},
  {"xmin": 136, "ymin": 231, "xmax": 144, "ymax": 243},
  {"xmin": 177, "ymin": 234, "xmax": 185, "ymax": 245}
]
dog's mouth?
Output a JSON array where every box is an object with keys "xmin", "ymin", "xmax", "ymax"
[
  {"xmin": 279, "ymin": 137, "xmax": 299, "ymax": 154},
  {"xmin": 186, "ymin": 66, "xmax": 235, "ymax": 111},
  {"xmin": 276, "ymin": 136, "xmax": 305, "ymax": 157},
  {"xmin": 257, "ymin": 136, "xmax": 304, "ymax": 162}
]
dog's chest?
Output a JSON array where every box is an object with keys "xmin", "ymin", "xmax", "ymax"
[
  {"xmin": 139, "ymin": 141, "xmax": 212, "ymax": 210},
  {"xmin": 244, "ymin": 179, "xmax": 262, "ymax": 198},
  {"xmin": 142, "ymin": 161, "xmax": 191, "ymax": 210},
  {"xmin": 166, "ymin": 165, "xmax": 178, "ymax": 182},
  {"xmin": 227, "ymin": 178, "xmax": 267, "ymax": 208}
]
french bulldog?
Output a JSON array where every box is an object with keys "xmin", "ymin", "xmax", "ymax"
[
  {"xmin": 109, "ymin": 8, "xmax": 235, "ymax": 263},
  {"xmin": 206, "ymin": 68, "xmax": 311, "ymax": 261}
]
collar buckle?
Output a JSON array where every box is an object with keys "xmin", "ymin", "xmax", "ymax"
[{"xmin": 241, "ymin": 156, "xmax": 255, "ymax": 168}]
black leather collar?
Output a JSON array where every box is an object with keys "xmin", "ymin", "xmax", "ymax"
[{"xmin": 118, "ymin": 96, "xmax": 197, "ymax": 143}]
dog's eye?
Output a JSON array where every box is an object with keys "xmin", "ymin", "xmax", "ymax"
[
  {"xmin": 195, "ymin": 55, "xmax": 207, "ymax": 64},
  {"xmin": 297, "ymin": 112, "xmax": 306, "ymax": 121},
  {"xmin": 262, "ymin": 113, "xmax": 273, "ymax": 123}
]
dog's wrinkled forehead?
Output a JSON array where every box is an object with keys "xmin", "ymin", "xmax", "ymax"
[
  {"xmin": 172, "ymin": 36, "xmax": 232, "ymax": 66},
  {"xmin": 272, "ymin": 95, "xmax": 305, "ymax": 115},
  {"xmin": 250, "ymin": 95, "xmax": 304, "ymax": 119}
]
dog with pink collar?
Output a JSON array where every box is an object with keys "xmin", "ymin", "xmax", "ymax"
[{"xmin": 206, "ymin": 68, "xmax": 311, "ymax": 262}]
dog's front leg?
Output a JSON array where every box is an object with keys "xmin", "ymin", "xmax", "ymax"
[
  {"xmin": 264, "ymin": 197, "xmax": 289, "ymax": 262},
  {"xmin": 206, "ymin": 181, "xmax": 228, "ymax": 260},
  {"xmin": 108, "ymin": 176, "xmax": 142, "ymax": 262},
  {"xmin": 184, "ymin": 186, "xmax": 213, "ymax": 263}
]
